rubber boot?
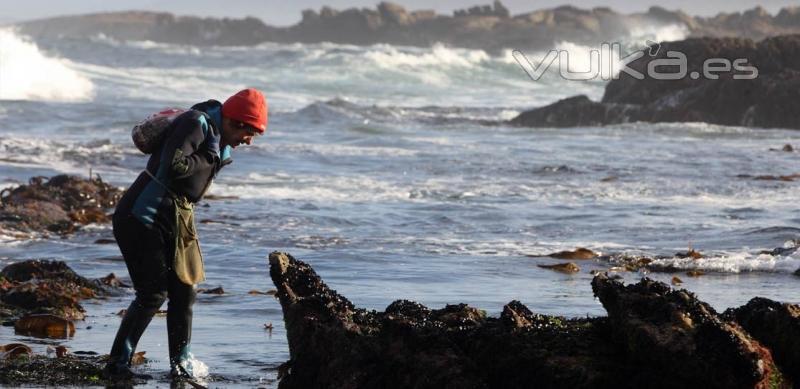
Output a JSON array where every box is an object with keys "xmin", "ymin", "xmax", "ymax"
[
  {"xmin": 167, "ymin": 274, "xmax": 196, "ymax": 376},
  {"xmin": 106, "ymin": 297, "xmax": 163, "ymax": 378}
]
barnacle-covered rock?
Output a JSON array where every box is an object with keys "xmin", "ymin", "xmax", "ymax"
[
  {"xmin": 724, "ymin": 297, "xmax": 800, "ymax": 385},
  {"xmin": 270, "ymin": 252, "xmax": 792, "ymax": 389},
  {"xmin": 0, "ymin": 260, "xmax": 125, "ymax": 333},
  {"xmin": 0, "ymin": 175, "xmax": 122, "ymax": 235},
  {"xmin": 592, "ymin": 274, "xmax": 784, "ymax": 388}
]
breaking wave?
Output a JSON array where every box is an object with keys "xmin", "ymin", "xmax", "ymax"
[
  {"xmin": 650, "ymin": 249, "xmax": 800, "ymax": 274},
  {"xmin": 0, "ymin": 29, "xmax": 94, "ymax": 102}
]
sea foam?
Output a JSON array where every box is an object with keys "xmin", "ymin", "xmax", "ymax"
[{"xmin": 0, "ymin": 29, "xmax": 94, "ymax": 102}]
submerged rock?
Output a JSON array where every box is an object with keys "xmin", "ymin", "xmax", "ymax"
[
  {"xmin": 537, "ymin": 262, "xmax": 581, "ymax": 273},
  {"xmin": 0, "ymin": 175, "xmax": 122, "ymax": 235},
  {"xmin": 269, "ymin": 252, "xmax": 791, "ymax": 388},
  {"xmin": 546, "ymin": 247, "xmax": 597, "ymax": 260}
]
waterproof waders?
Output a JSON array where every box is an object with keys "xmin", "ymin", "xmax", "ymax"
[{"xmin": 107, "ymin": 211, "xmax": 197, "ymax": 374}]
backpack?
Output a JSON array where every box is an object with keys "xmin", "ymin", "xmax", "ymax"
[{"xmin": 131, "ymin": 108, "xmax": 187, "ymax": 154}]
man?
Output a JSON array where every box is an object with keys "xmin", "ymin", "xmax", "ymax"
[{"xmin": 104, "ymin": 88, "xmax": 268, "ymax": 380}]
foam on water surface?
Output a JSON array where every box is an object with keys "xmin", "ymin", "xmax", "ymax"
[{"xmin": 0, "ymin": 29, "xmax": 94, "ymax": 102}]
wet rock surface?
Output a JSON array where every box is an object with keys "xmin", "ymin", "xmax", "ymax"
[
  {"xmin": 0, "ymin": 354, "xmax": 105, "ymax": 386},
  {"xmin": 0, "ymin": 260, "xmax": 121, "ymax": 332},
  {"xmin": 269, "ymin": 251, "xmax": 793, "ymax": 389},
  {"xmin": 511, "ymin": 35, "xmax": 800, "ymax": 130},
  {"xmin": 0, "ymin": 175, "xmax": 122, "ymax": 235},
  {"xmin": 724, "ymin": 297, "xmax": 800, "ymax": 384},
  {"xmin": 592, "ymin": 274, "xmax": 782, "ymax": 388}
]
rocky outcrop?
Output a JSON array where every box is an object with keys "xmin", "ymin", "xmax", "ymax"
[
  {"xmin": 693, "ymin": 6, "xmax": 800, "ymax": 41},
  {"xmin": 269, "ymin": 251, "xmax": 791, "ymax": 389},
  {"xmin": 0, "ymin": 260, "xmax": 123, "ymax": 331},
  {"xmin": 592, "ymin": 275, "xmax": 781, "ymax": 388},
  {"xmin": 511, "ymin": 35, "xmax": 800, "ymax": 130},
  {"xmin": 16, "ymin": 3, "xmax": 800, "ymax": 51},
  {"xmin": 724, "ymin": 298, "xmax": 800, "ymax": 385},
  {"xmin": 0, "ymin": 354, "xmax": 104, "ymax": 386},
  {"xmin": 0, "ymin": 175, "xmax": 122, "ymax": 235}
]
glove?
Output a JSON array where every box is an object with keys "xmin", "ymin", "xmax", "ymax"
[{"xmin": 205, "ymin": 129, "xmax": 221, "ymax": 160}]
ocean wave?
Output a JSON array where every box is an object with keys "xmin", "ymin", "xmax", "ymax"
[
  {"xmin": 650, "ymin": 250, "xmax": 800, "ymax": 274},
  {"xmin": 292, "ymin": 99, "xmax": 518, "ymax": 124},
  {"xmin": 0, "ymin": 28, "xmax": 94, "ymax": 102},
  {"xmin": 0, "ymin": 136, "xmax": 137, "ymax": 174},
  {"xmin": 627, "ymin": 23, "xmax": 689, "ymax": 44},
  {"xmin": 210, "ymin": 173, "xmax": 411, "ymax": 203},
  {"xmin": 363, "ymin": 43, "xmax": 491, "ymax": 69},
  {"xmin": 253, "ymin": 142, "xmax": 419, "ymax": 158}
]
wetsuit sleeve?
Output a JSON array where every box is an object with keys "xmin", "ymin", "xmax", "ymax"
[{"xmin": 162, "ymin": 114, "xmax": 219, "ymax": 180}]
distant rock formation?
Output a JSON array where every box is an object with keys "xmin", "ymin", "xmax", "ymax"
[
  {"xmin": 269, "ymin": 251, "xmax": 796, "ymax": 388},
  {"xmin": 15, "ymin": 3, "xmax": 800, "ymax": 51},
  {"xmin": 511, "ymin": 34, "xmax": 800, "ymax": 130},
  {"xmin": 454, "ymin": 1, "xmax": 510, "ymax": 18}
]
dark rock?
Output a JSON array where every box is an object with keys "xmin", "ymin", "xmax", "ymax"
[
  {"xmin": 0, "ymin": 175, "xmax": 122, "ymax": 235},
  {"xmin": 0, "ymin": 354, "xmax": 104, "ymax": 386},
  {"xmin": 270, "ymin": 252, "xmax": 788, "ymax": 388},
  {"xmin": 2, "ymin": 260, "xmax": 93, "ymax": 286},
  {"xmin": 592, "ymin": 274, "xmax": 782, "ymax": 388},
  {"xmin": 675, "ymin": 249, "xmax": 703, "ymax": 259},
  {"xmin": 546, "ymin": 247, "xmax": 597, "ymax": 260},
  {"xmin": 96, "ymin": 273, "xmax": 129, "ymax": 288},
  {"xmin": 724, "ymin": 297, "xmax": 800, "ymax": 384},
  {"xmin": 198, "ymin": 286, "xmax": 224, "ymax": 295},
  {"xmin": 762, "ymin": 244, "xmax": 800, "ymax": 257},
  {"xmin": 509, "ymin": 95, "xmax": 645, "ymax": 128},
  {"xmin": 512, "ymin": 35, "xmax": 800, "ymax": 130},
  {"xmin": 269, "ymin": 251, "xmax": 616, "ymax": 388},
  {"xmin": 537, "ymin": 262, "xmax": 580, "ymax": 273},
  {"xmin": 0, "ymin": 260, "xmax": 121, "ymax": 323}
]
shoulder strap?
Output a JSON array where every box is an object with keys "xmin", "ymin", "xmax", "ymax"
[{"xmin": 144, "ymin": 169, "xmax": 179, "ymax": 199}]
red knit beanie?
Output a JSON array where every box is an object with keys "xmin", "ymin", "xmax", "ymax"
[{"xmin": 222, "ymin": 88, "xmax": 268, "ymax": 133}]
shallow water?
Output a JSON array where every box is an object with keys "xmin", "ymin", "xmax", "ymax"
[{"xmin": 1, "ymin": 28, "xmax": 800, "ymax": 386}]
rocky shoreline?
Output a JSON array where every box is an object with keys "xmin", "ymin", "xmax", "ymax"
[
  {"xmin": 0, "ymin": 259, "xmax": 124, "ymax": 386},
  {"xmin": 15, "ymin": 2, "xmax": 800, "ymax": 51},
  {"xmin": 0, "ymin": 174, "xmax": 122, "ymax": 237},
  {"xmin": 268, "ymin": 251, "xmax": 799, "ymax": 388},
  {"xmin": 0, "ymin": 175, "xmax": 798, "ymax": 387},
  {"xmin": 511, "ymin": 34, "xmax": 800, "ymax": 130}
]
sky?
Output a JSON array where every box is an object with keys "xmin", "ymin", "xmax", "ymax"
[{"xmin": 1, "ymin": 0, "xmax": 797, "ymax": 25}]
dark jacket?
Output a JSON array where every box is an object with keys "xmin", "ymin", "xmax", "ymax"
[{"xmin": 115, "ymin": 100, "xmax": 233, "ymax": 235}]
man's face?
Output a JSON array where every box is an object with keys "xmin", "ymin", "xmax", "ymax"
[{"xmin": 222, "ymin": 118, "xmax": 261, "ymax": 149}]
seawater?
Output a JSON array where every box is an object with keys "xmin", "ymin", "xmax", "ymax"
[{"xmin": 1, "ymin": 27, "xmax": 800, "ymax": 386}]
